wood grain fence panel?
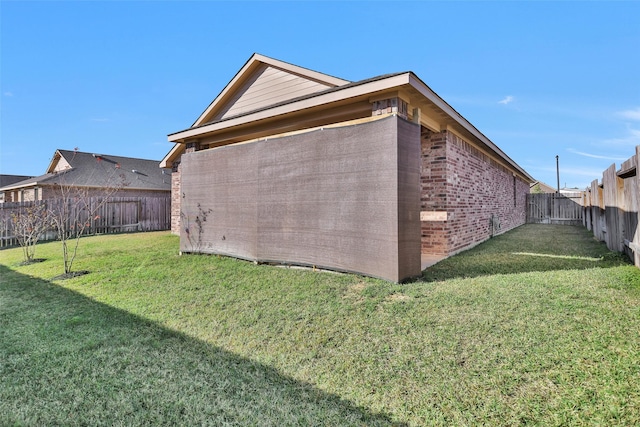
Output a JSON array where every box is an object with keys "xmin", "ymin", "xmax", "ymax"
[
  {"xmin": 583, "ymin": 190, "xmax": 592, "ymax": 230},
  {"xmin": 589, "ymin": 180, "xmax": 604, "ymax": 242},
  {"xmin": 527, "ymin": 193, "xmax": 583, "ymax": 225},
  {"xmin": 635, "ymin": 145, "xmax": 640, "ymax": 267},
  {"xmin": 621, "ymin": 156, "xmax": 638, "ymax": 261},
  {"xmin": 603, "ymin": 164, "xmax": 623, "ymax": 252},
  {"xmin": 583, "ymin": 146, "xmax": 639, "ymax": 268},
  {"xmin": 0, "ymin": 196, "xmax": 170, "ymax": 249}
]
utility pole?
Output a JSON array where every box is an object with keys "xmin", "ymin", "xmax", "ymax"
[{"xmin": 556, "ymin": 155, "xmax": 560, "ymax": 193}]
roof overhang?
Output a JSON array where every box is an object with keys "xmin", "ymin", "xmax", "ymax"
[
  {"xmin": 163, "ymin": 70, "xmax": 533, "ymax": 182},
  {"xmin": 169, "ymin": 73, "xmax": 411, "ymax": 143},
  {"xmin": 0, "ymin": 181, "xmax": 40, "ymax": 192}
]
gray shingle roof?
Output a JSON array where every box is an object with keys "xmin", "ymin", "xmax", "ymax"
[
  {"xmin": 0, "ymin": 175, "xmax": 34, "ymax": 187},
  {"xmin": 0, "ymin": 150, "xmax": 171, "ymax": 192}
]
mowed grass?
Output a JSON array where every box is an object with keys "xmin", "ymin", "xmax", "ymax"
[{"xmin": 1, "ymin": 224, "xmax": 639, "ymax": 426}]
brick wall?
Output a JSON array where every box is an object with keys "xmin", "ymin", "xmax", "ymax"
[
  {"xmin": 420, "ymin": 129, "xmax": 449, "ymax": 255},
  {"xmin": 170, "ymin": 141, "xmax": 200, "ymax": 235},
  {"xmin": 420, "ymin": 128, "xmax": 529, "ymax": 256},
  {"xmin": 171, "ymin": 161, "xmax": 181, "ymax": 234}
]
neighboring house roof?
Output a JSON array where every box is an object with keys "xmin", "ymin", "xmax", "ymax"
[
  {"xmin": 0, "ymin": 149, "xmax": 171, "ymax": 192},
  {"xmin": 162, "ymin": 53, "xmax": 534, "ymax": 183},
  {"xmin": 560, "ymin": 187, "xmax": 584, "ymax": 196},
  {"xmin": 530, "ymin": 181, "xmax": 557, "ymax": 193},
  {"xmin": 0, "ymin": 175, "xmax": 34, "ymax": 188}
]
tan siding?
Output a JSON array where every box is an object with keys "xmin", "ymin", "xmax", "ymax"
[
  {"xmin": 53, "ymin": 157, "xmax": 71, "ymax": 172},
  {"xmin": 219, "ymin": 65, "xmax": 333, "ymax": 120}
]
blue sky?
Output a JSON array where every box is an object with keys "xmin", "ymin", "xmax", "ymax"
[{"xmin": 1, "ymin": 1, "xmax": 639, "ymax": 189}]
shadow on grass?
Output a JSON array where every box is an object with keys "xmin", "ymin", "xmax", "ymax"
[
  {"xmin": 0, "ymin": 265, "xmax": 405, "ymax": 426},
  {"xmin": 421, "ymin": 224, "xmax": 633, "ymax": 282}
]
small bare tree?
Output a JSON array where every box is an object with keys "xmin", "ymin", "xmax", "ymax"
[
  {"xmin": 10, "ymin": 203, "xmax": 52, "ymax": 264},
  {"xmin": 48, "ymin": 150, "xmax": 128, "ymax": 277}
]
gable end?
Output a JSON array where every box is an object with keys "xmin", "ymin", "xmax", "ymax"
[{"xmin": 213, "ymin": 64, "xmax": 339, "ymax": 122}]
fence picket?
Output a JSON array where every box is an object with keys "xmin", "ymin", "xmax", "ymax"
[
  {"xmin": 527, "ymin": 193, "xmax": 583, "ymax": 226},
  {"xmin": 0, "ymin": 196, "xmax": 170, "ymax": 249},
  {"xmin": 581, "ymin": 145, "xmax": 639, "ymax": 267}
]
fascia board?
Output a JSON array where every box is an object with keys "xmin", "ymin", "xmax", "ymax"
[
  {"xmin": 0, "ymin": 181, "xmax": 39, "ymax": 192},
  {"xmin": 407, "ymin": 74, "xmax": 533, "ymax": 182},
  {"xmin": 254, "ymin": 54, "xmax": 350, "ymax": 87},
  {"xmin": 160, "ymin": 144, "xmax": 184, "ymax": 168},
  {"xmin": 45, "ymin": 150, "xmax": 63, "ymax": 174},
  {"xmin": 192, "ymin": 54, "xmax": 261, "ymax": 127},
  {"xmin": 169, "ymin": 73, "xmax": 412, "ymax": 142}
]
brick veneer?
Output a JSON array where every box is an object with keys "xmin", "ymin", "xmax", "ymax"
[
  {"xmin": 420, "ymin": 128, "xmax": 529, "ymax": 255},
  {"xmin": 420, "ymin": 129, "xmax": 449, "ymax": 255},
  {"xmin": 170, "ymin": 161, "xmax": 181, "ymax": 234},
  {"xmin": 170, "ymin": 141, "xmax": 201, "ymax": 234}
]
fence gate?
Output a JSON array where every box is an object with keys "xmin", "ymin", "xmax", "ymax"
[{"xmin": 527, "ymin": 193, "xmax": 583, "ymax": 225}]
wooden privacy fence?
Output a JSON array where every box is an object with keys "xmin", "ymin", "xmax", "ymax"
[
  {"xmin": 527, "ymin": 146, "xmax": 639, "ymax": 268},
  {"xmin": 583, "ymin": 145, "xmax": 639, "ymax": 268},
  {"xmin": 0, "ymin": 196, "xmax": 171, "ymax": 248},
  {"xmin": 527, "ymin": 193, "xmax": 584, "ymax": 226}
]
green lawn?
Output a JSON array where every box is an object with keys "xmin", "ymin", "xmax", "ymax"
[{"xmin": 1, "ymin": 225, "xmax": 639, "ymax": 426}]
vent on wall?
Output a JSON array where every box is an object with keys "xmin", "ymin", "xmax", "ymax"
[{"xmin": 490, "ymin": 214, "xmax": 501, "ymax": 237}]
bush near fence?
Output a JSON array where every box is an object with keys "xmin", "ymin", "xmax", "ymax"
[{"xmin": 0, "ymin": 196, "xmax": 170, "ymax": 249}]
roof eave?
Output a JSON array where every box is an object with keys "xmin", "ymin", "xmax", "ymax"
[
  {"xmin": 407, "ymin": 73, "xmax": 534, "ymax": 183},
  {"xmin": 160, "ymin": 144, "xmax": 183, "ymax": 169},
  {"xmin": 0, "ymin": 181, "xmax": 40, "ymax": 192},
  {"xmin": 169, "ymin": 73, "xmax": 413, "ymax": 143},
  {"xmin": 166, "ymin": 69, "xmax": 533, "ymax": 183}
]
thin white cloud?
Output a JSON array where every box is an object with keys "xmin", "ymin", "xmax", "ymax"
[
  {"xmin": 90, "ymin": 118, "xmax": 110, "ymax": 122},
  {"xmin": 498, "ymin": 95, "xmax": 514, "ymax": 105},
  {"xmin": 599, "ymin": 127, "xmax": 640, "ymax": 147},
  {"xmin": 618, "ymin": 107, "xmax": 640, "ymax": 121},
  {"xmin": 4, "ymin": 91, "xmax": 13, "ymax": 97},
  {"xmin": 567, "ymin": 148, "xmax": 627, "ymax": 161},
  {"xmin": 533, "ymin": 165, "xmax": 606, "ymax": 178}
]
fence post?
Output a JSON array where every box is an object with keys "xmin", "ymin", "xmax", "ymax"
[
  {"xmin": 602, "ymin": 164, "xmax": 623, "ymax": 252},
  {"xmin": 635, "ymin": 145, "xmax": 640, "ymax": 267}
]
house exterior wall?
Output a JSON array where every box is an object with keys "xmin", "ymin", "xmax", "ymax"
[
  {"xmin": 445, "ymin": 131, "xmax": 528, "ymax": 253},
  {"xmin": 179, "ymin": 115, "xmax": 421, "ymax": 282},
  {"xmin": 2, "ymin": 188, "xmax": 40, "ymax": 203},
  {"xmin": 420, "ymin": 129, "xmax": 529, "ymax": 255},
  {"xmin": 420, "ymin": 130, "xmax": 449, "ymax": 255},
  {"xmin": 171, "ymin": 162, "xmax": 182, "ymax": 234}
]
